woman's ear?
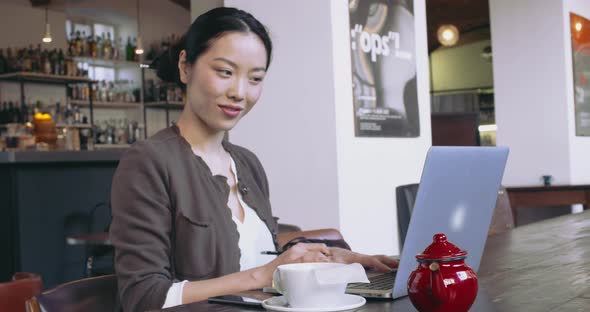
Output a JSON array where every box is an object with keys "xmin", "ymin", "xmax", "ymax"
[{"xmin": 178, "ymin": 50, "xmax": 191, "ymax": 83}]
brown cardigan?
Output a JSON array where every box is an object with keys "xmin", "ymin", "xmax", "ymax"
[{"xmin": 109, "ymin": 125, "xmax": 279, "ymax": 312}]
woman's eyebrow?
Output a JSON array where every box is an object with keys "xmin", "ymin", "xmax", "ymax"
[{"xmin": 213, "ymin": 57, "xmax": 266, "ymax": 72}]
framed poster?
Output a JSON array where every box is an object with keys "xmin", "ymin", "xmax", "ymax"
[
  {"xmin": 349, "ymin": 0, "xmax": 420, "ymax": 137},
  {"xmin": 571, "ymin": 13, "xmax": 590, "ymax": 136}
]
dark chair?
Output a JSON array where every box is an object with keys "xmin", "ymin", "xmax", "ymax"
[
  {"xmin": 26, "ymin": 274, "xmax": 117, "ymax": 312},
  {"xmin": 0, "ymin": 272, "xmax": 43, "ymax": 312},
  {"xmin": 65, "ymin": 202, "xmax": 114, "ymax": 277},
  {"xmin": 396, "ymin": 183, "xmax": 419, "ymax": 251}
]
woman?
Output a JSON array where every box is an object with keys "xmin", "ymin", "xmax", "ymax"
[{"xmin": 110, "ymin": 7, "xmax": 398, "ymax": 312}]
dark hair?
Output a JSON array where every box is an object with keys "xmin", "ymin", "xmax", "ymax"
[{"xmin": 154, "ymin": 7, "xmax": 273, "ymax": 89}]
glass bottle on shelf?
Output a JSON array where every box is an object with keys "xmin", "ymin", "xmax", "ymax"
[
  {"xmin": 7, "ymin": 101, "xmax": 16, "ymax": 123},
  {"xmin": 107, "ymin": 81, "xmax": 115, "ymax": 102},
  {"xmin": 132, "ymin": 38, "xmax": 138, "ymax": 62},
  {"xmin": 75, "ymin": 31, "xmax": 83, "ymax": 56},
  {"xmin": 95, "ymin": 34, "xmax": 102, "ymax": 59},
  {"xmin": 104, "ymin": 32, "xmax": 112, "ymax": 60},
  {"xmin": 42, "ymin": 49, "xmax": 51, "ymax": 75},
  {"xmin": 65, "ymin": 100, "xmax": 74, "ymax": 124},
  {"xmin": 6, "ymin": 48, "xmax": 14, "ymax": 72},
  {"xmin": 27, "ymin": 45, "xmax": 34, "ymax": 72},
  {"xmin": 58, "ymin": 49, "xmax": 65, "ymax": 75},
  {"xmin": 54, "ymin": 101, "xmax": 63, "ymax": 124},
  {"xmin": 73, "ymin": 105, "xmax": 81, "ymax": 124},
  {"xmin": 0, "ymin": 49, "xmax": 7, "ymax": 74},
  {"xmin": 0, "ymin": 102, "xmax": 8, "ymax": 124},
  {"xmin": 86, "ymin": 32, "xmax": 94, "ymax": 58},
  {"xmin": 37, "ymin": 44, "xmax": 43, "ymax": 73},
  {"xmin": 99, "ymin": 80, "xmax": 107, "ymax": 102},
  {"xmin": 125, "ymin": 37, "xmax": 133, "ymax": 62},
  {"xmin": 67, "ymin": 30, "xmax": 74, "ymax": 56},
  {"xmin": 22, "ymin": 46, "xmax": 31, "ymax": 72},
  {"xmin": 51, "ymin": 49, "xmax": 59, "ymax": 75},
  {"xmin": 113, "ymin": 37, "xmax": 121, "ymax": 60}
]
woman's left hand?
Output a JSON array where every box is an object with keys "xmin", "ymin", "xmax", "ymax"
[{"xmin": 327, "ymin": 247, "xmax": 399, "ymax": 272}]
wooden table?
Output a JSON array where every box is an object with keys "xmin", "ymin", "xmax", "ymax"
[
  {"xmin": 157, "ymin": 211, "xmax": 590, "ymax": 312},
  {"xmin": 506, "ymin": 184, "xmax": 590, "ymax": 226}
]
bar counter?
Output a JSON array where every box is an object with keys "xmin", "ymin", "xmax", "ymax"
[
  {"xmin": 0, "ymin": 149, "xmax": 125, "ymax": 288},
  {"xmin": 0, "ymin": 149, "xmax": 126, "ymax": 163}
]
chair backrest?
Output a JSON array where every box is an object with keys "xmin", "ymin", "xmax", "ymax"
[
  {"xmin": 396, "ymin": 183, "xmax": 419, "ymax": 251},
  {"xmin": 488, "ymin": 187, "xmax": 515, "ymax": 235},
  {"xmin": 0, "ymin": 272, "xmax": 43, "ymax": 312},
  {"xmin": 278, "ymin": 223, "xmax": 302, "ymax": 233},
  {"xmin": 27, "ymin": 274, "xmax": 117, "ymax": 312}
]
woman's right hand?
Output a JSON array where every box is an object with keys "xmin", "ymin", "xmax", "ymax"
[{"xmin": 256, "ymin": 243, "xmax": 331, "ymax": 288}]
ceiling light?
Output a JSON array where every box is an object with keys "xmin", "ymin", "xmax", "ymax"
[
  {"xmin": 42, "ymin": 7, "xmax": 52, "ymax": 43},
  {"xmin": 135, "ymin": 0, "xmax": 143, "ymax": 55},
  {"xmin": 437, "ymin": 24, "xmax": 459, "ymax": 47}
]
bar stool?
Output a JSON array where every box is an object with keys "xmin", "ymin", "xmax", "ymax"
[
  {"xmin": 64, "ymin": 202, "xmax": 113, "ymax": 277},
  {"xmin": 0, "ymin": 272, "xmax": 43, "ymax": 312}
]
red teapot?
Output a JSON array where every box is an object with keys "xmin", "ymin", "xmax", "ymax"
[{"xmin": 407, "ymin": 233, "xmax": 478, "ymax": 312}]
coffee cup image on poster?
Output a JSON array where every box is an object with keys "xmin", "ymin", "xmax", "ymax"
[{"xmin": 349, "ymin": 0, "xmax": 420, "ymax": 137}]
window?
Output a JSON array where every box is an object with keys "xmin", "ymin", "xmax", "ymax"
[
  {"xmin": 94, "ymin": 23, "xmax": 115, "ymax": 41},
  {"xmin": 66, "ymin": 20, "xmax": 117, "ymax": 82}
]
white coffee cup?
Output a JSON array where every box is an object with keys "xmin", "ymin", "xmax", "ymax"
[{"xmin": 272, "ymin": 262, "xmax": 348, "ymax": 309}]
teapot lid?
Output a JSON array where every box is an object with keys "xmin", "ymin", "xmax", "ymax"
[{"xmin": 415, "ymin": 233, "xmax": 467, "ymax": 262}]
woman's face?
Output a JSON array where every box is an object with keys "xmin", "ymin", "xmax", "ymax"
[{"xmin": 179, "ymin": 32, "xmax": 268, "ymax": 132}]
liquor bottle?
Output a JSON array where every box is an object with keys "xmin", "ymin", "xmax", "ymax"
[
  {"xmin": 28, "ymin": 45, "xmax": 34, "ymax": 72},
  {"xmin": 51, "ymin": 49, "xmax": 59, "ymax": 75},
  {"xmin": 58, "ymin": 49, "xmax": 65, "ymax": 75},
  {"xmin": 75, "ymin": 31, "xmax": 83, "ymax": 56},
  {"xmin": 22, "ymin": 45, "xmax": 32, "ymax": 72},
  {"xmin": 67, "ymin": 31, "xmax": 75, "ymax": 58},
  {"xmin": 113, "ymin": 37, "xmax": 121, "ymax": 60},
  {"xmin": 125, "ymin": 37, "xmax": 133, "ymax": 61},
  {"xmin": 34, "ymin": 44, "xmax": 42, "ymax": 73},
  {"xmin": 42, "ymin": 49, "xmax": 51, "ymax": 74},
  {"xmin": 16, "ymin": 49, "xmax": 24, "ymax": 72},
  {"xmin": 0, "ymin": 102, "xmax": 7, "ymax": 124},
  {"xmin": 0, "ymin": 49, "xmax": 7, "ymax": 74},
  {"xmin": 96, "ymin": 35, "xmax": 103, "ymax": 59},
  {"xmin": 86, "ymin": 32, "xmax": 94, "ymax": 58},
  {"xmin": 80, "ymin": 31, "xmax": 87, "ymax": 56},
  {"xmin": 132, "ymin": 37, "xmax": 138, "ymax": 62},
  {"xmin": 6, "ymin": 101, "xmax": 18, "ymax": 123},
  {"xmin": 104, "ymin": 32, "xmax": 112, "ymax": 60},
  {"xmin": 14, "ymin": 103, "xmax": 22, "ymax": 123},
  {"xmin": 73, "ymin": 105, "xmax": 81, "ymax": 123},
  {"xmin": 6, "ymin": 48, "xmax": 14, "ymax": 72}
]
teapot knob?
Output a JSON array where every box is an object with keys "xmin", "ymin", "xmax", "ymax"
[{"xmin": 433, "ymin": 233, "xmax": 447, "ymax": 243}]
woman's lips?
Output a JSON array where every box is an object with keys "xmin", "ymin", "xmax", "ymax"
[{"xmin": 218, "ymin": 105, "xmax": 243, "ymax": 118}]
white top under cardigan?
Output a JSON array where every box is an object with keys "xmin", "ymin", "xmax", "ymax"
[{"xmin": 162, "ymin": 156, "xmax": 276, "ymax": 308}]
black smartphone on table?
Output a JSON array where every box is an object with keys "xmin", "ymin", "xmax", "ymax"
[{"xmin": 207, "ymin": 294, "xmax": 266, "ymax": 308}]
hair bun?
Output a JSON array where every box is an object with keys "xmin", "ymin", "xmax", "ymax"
[{"xmin": 153, "ymin": 35, "xmax": 186, "ymax": 86}]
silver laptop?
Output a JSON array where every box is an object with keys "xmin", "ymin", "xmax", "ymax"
[{"xmin": 346, "ymin": 146, "xmax": 509, "ymax": 299}]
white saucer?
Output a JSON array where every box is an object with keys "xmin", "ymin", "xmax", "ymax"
[{"xmin": 261, "ymin": 294, "xmax": 366, "ymax": 312}]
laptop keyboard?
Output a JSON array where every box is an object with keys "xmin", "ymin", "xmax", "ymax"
[{"xmin": 347, "ymin": 271, "xmax": 397, "ymax": 290}]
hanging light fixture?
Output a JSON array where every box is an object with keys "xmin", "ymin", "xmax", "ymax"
[
  {"xmin": 437, "ymin": 24, "xmax": 459, "ymax": 47},
  {"xmin": 135, "ymin": 0, "xmax": 144, "ymax": 55},
  {"xmin": 42, "ymin": 6, "xmax": 52, "ymax": 43}
]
